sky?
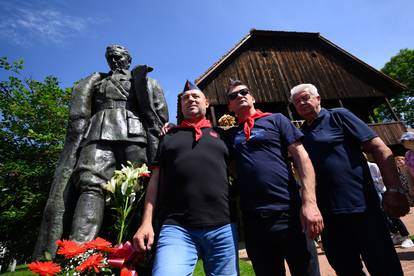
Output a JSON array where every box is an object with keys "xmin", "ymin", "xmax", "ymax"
[{"xmin": 1, "ymin": 0, "xmax": 413, "ymax": 122}]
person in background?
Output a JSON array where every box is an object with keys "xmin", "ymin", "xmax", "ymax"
[
  {"xmin": 368, "ymin": 155, "xmax": 413, "ymax": 248},
  {"xmin": 395, "ymin": 155, "xmax": 414, "ymax": 205},
  {"xmin": 366, "ymin": 157, "xmax": 386, "ymax": 200},
  {"xmin": 291, "ymin": 83, "xmax": 409, "ymax": 276},
  {"xmin": 401, "ymin": 132, "xmax": 414, "ymax": 188}
]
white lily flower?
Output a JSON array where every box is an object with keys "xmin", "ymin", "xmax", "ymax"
[
  {"xmin": 130, "ymin": 192, "xmax": 136, "ymax": 203},
  {"xmin": 125, "ymin": 167, "xmax": 135, "ymax": 180},
  {"xmin": 137, "ymin": 163, "xmax": 150, "ymax": 175},
  {"xmin": 102, "ymin": 177, "xmax": 116, "ymax": 194},
  {"xmin": 121, "ymin": 180, "xmax": 128, "ymax": 195},
  {"xmin": 102, "ymin": 161, "xmax": 150, "ymax": 244},
  {"xmin": 109, "ymin": 178, "xmax": 117, "ymax": 193},
  {"xmin": 105, "ymin": 196, "xmax": 111, "ymax": 205}
]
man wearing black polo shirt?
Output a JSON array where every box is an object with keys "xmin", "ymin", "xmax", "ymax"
[
  {"xmin": 227, "ymin": 79, "xmax": 323, "ymax": 276},
  {"xmin": 132, "ymin": 81, "xmax": 238, "ymax": 276},
  {"xmin": 291, "ymin": 83, "xmax": 409, "ymax": 276}
]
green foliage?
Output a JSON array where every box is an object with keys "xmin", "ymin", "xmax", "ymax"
[
  {"xmin": 380, "ymin": 49, "xmax": 414, "ymax": 127},
  {"xmin": 0, "ymin": 57, "xmax": 71, "ymax": 266}
]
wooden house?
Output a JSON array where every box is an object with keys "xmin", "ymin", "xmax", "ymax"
[{"xmin": 181, "ymin": 29, "xmax": 407, "ymax": 150}]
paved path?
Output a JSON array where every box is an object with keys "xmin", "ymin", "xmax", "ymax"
[
  {"xmin": 239, "ymin": 207, "xmax": 414, "ymax": 275},
  {"xmin": 398, "ymin": 207, "xmax": 414, "ymax": 275}
]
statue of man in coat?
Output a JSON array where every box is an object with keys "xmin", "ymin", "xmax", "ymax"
[{"xmin": 33, "ymin": 45, "xmax": 169, "ymax": 258}]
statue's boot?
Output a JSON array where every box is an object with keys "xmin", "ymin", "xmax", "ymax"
[{"xmin": 70, "ymin": 192, "xmax": 104, "ymax": 243}]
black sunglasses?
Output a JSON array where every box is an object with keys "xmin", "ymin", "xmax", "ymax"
[{"xmin": 227, "ymin": 89, "xmax": 250, "ymax": 100}]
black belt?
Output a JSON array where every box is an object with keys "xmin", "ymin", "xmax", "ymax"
[
  {"xmin": 258, "ymin": 210, "xmax": 284, "ymax": 219},
  {"xmin": 96, "ymin": 100, "xmax": 127, "ymax": 111},
  {"xmin": 244, "ymin": 209, "xmax": 296, "ymax": 220}
]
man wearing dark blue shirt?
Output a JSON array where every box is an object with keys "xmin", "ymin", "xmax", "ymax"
[
  {"xmin": 291, "ymin": 83, "xmax": 409, "ymax": 276},
  {"xmin": 227, "ymin": 79, "xmax": 323, "ymax": 276}
]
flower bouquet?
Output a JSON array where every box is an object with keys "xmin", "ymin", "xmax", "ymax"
[
  {"xmin": 101, "ymin": 162, "xmax": 150, "ymax": 244},
  {"xmin": 28, "ymin": 237, "xmax": 140, "ymax": 276},
  {"xmin": 218, "ymin": 114, "xmax": 236, "ymax": 129},
  {"xmin": 28, "ymin": 162, "xmax": 151, "ymax": 275}
]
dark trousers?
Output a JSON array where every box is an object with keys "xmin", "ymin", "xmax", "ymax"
[
  {"xmin": 74, "ymin": 141, "xmax": 147, "ymax": 195},
  {"xmin": 388, "ymin": 217, "xmax": 410, "ymax": 237},
  {"xmin": 321, "ymin": 210, "xmax": 403, "ymax": 276},
  {"xmin": 243, "ymin": 212, "xmax": 320, "ymax": 276}
]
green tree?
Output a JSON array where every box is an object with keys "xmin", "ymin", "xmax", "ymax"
[
  {"xmin": 0, "ymin": 57, "xmax": 71, "ymax": 266},
  {"xmin": 381, "ymin": 48, "xmax": 414, "ymax": 127}
]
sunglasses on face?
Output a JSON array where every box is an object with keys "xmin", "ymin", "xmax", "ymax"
[{"xmin": 227, "ymin": 89, "xmax": 250, "ymax": 101}]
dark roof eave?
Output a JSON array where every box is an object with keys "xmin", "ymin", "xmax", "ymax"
[
  {"xmin": 317, "ymin": 35, "xmax": 407, "ymax": 92},
  {"xmin": 195, "ymin": 29, "xmax": 407, "ymax": 94}
]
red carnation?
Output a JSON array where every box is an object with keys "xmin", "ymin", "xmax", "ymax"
[
  {"xmin": 56, "ymin": 239, "xmax": 86, "ymax": 258},
  {"xmin": 85, "ymin": 237, "xmax": 113, "ymax": 252},
  {"xmin": 28, "ymin": 261, "xmax": 61, "ymax": 276},
  {"xmin": 76, "ymin": 254, "xmax": 105, "ymax": 273},
  {"xmin": 139, "ymin": 172, "xmax": 150, "ymax": 178},
  {"xmin": 120, "ymin": 267, "xmax": 134, "ymax": 276}
]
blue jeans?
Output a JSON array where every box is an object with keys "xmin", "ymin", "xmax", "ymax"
[{"xmin": 152, "ymin": 224, "xmax": 239, "ymax": 276}]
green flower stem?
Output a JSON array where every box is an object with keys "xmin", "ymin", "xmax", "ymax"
[{"xmin": 117, "ymin": 195, "xmax": 130, "ymax": 245}]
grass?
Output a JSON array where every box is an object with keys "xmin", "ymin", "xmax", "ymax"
[
  {"xmin": 1, "ymin": 264, "xmax": 32, "ymax": 276},
  {"xmin": 194, "ymin": 259, "xmax": 254, "ymax": 276}
]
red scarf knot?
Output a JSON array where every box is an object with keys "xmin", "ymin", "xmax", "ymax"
[
  {"xmin": 238, "ymin": 109, "xmax": 272, "ymax": 141},
  {"xmin": 179, "ymin": 118, "xmax": 212, "ymax": 141}
]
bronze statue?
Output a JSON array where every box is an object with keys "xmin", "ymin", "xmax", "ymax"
[{"xmin": 33, "ymin": 45, "xmax": 168, "ymax": 258}]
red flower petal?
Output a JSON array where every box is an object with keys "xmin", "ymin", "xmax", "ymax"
[
  {"xmin": 56, "ymin": 239, "xmax": 86, "ymax": 258},
  {"xmin": 75, "ymin": 254, "xmax": 105, "ymax": 273},
  {"xmin": 120, "ymin": 267, "xmax": 133, "ymax": 276},
  {"xmin": 85, "ymin": 237, "xmax": 113, "ymax": 252},
  {"xmin": 28, "ymin": 261, "xmax": 61, "ymax": 276},
  {"xmin": 139, "ymin": 172, "xmax": 150, "ymax": 178}
]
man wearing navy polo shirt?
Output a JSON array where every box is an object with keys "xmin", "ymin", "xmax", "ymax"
[
  {"xmin": 227, "ymin": 79, "xmax": 323, "ymax": 276},
  {"xmin": 291, "ymin": 83, "xmax": 409, "ymax": 276}
]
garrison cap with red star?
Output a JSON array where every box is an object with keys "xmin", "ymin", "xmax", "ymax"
[{"xmin": 182, "ymin": 80, "xmax": 201, "ymax": 93}]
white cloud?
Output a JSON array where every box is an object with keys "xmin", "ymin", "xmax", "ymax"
[{"xmin": 0, "ymin": 6, "xmax": 91, "ymax": 45}]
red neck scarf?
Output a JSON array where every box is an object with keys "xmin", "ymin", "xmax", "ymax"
[
  {"xmin": 238, "ymin": 109, "xmax": 272, "ymax": 141},
  {"xmin": 179, "ymin": 118, "xmax": 212, "ymax": 141}
]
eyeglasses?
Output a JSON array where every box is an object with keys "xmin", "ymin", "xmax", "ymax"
[
  {"xmin": 293, "ymin": 94, "xmax": 313, "ymax": 105},
  {"xmin": 227, "ymin": 89, "xmax": 250, "ymax": 101}
]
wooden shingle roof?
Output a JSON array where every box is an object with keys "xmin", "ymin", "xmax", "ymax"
[{"xmin": 195, "ymin": 29, "xmax": 405, "ymax": 106}]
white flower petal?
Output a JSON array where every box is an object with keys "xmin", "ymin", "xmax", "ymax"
[
  {"xmin": 130, "ymin": 192, "xmax": 136, "ymax": 203},
  {"xmin": 121, "ymin": 181, "xmax": 128, "ymax": 195}
]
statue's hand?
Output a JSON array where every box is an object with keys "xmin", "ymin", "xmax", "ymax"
[
  {"xmin": 132, "ymin": 223, "xmax": 154, "ymax": 252},
  {"xmin": 159, "ymin": 122, "xmax": 177, "ymax": 136}
]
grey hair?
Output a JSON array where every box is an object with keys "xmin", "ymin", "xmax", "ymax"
[{"xmin": 290, "ymin": 83, "xmax": 319, "ymax": 102}]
